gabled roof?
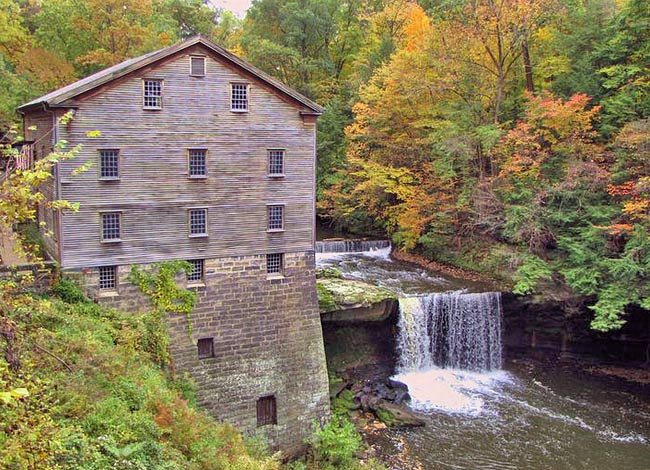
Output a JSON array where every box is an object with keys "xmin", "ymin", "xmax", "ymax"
[{"xmin": 18, "ymin": 35, "xmax": 324, "ymax": 115}]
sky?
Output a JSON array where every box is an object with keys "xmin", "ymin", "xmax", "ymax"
[{"xmin": 210, "ymin": 0, "xmax": 254, "ymax": 18}]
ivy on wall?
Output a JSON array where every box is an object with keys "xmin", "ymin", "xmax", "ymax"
[{"xmin": 128, "ymin": 261, "xmax": 197, "ymax": 353}]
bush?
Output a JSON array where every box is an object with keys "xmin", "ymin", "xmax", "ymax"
[
  {"xmin": 52, "ymin": 277, "xmax": 89, "ymax": 303},
  {"xmin": 309, "ymin": 416, "xmax": 362, "ymax": 469}
]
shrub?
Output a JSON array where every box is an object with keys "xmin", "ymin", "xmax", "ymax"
[
  {"xmin": 309, "ymin": 416, "xmax": 362, "ymax": 469},
  {"xmin": 52, "ymin": 277, "xmax": 89, "ymax": 303}
]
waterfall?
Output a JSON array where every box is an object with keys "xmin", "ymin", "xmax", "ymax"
[
  {"xmin": 316, "ymin": 239, "xmax": 391, "ymax": 253},
  {"xmin": 397, "ymin": 291, "xmax": 502, "ymax": 372}
]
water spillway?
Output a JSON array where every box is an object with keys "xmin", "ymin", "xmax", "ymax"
[
  {"xmin": 316, "ymin": 239, "xmax": 391, "ymax": 253},
  {"xmin": 397, "ymin": 292, "xmax": 503, "ymax": 372}
]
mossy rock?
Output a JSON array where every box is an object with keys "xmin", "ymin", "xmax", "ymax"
[
  {"xmin": 316, "ymin": 267, "xmax": 343, "ymax": 279},
  {"xmin": 332, "ymin": 389, "xmax": 359, "ymax": 415},
  {"xmin": 316, "ymin": 278, "xmax": 396, "ymax": 313},
  {"xmin": 373, "ymin": 400, "xmax": 425, "ymax": 428}
]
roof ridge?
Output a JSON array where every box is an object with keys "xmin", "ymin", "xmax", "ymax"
[{"xmin": 17, "ymin": 36, "xmax": 324, "ymax": 114}]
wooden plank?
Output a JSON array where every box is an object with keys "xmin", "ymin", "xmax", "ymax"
[{"xmin": 47, "ymin": 51, "xmax": 317, "ymax": 269}]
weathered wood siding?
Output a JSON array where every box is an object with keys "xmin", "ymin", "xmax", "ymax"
[
  {"xmin": 54, "ymin": 44, "xmax": 317, "ymax": 269},
  {"xmin": 23, "ymin": 110, "xmax": 58, "ymax": 260}
]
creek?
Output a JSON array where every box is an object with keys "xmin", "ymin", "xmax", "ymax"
[{"xmin": 316, "ymin": 245, "xmax": 650, "ymax": 470}]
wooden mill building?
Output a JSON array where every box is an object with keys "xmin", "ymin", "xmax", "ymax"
[{"xmin": 18, "ymin": 35, "xmax": 330, "ymax": 453}]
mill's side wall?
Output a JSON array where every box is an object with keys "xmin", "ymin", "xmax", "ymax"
[{"xmin": 23, "ymin": 110, "xmax": 59, "ymax": 260}]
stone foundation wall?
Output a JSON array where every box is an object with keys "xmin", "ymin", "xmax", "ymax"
[{"xmin": 74, "ymin": 251, "xmax": 330, "ymax": 455}]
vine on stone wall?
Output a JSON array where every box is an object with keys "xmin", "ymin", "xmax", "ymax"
[{"xmin": 127, "ymin": 261, "xmax": 197, "ymax": 341}]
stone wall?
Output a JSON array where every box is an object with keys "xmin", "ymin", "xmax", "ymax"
[
  {"xmin": 76, "ymin": 251, "xmax": 330, "ymax": 455},
  {"xmin": 502, "ymin": 293, "xmax": 650, "ymax": 365}
]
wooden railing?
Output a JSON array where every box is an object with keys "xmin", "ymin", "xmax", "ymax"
[{"xmin": 1, "ymin": 143, "xmax": 34, "ymax": 184}]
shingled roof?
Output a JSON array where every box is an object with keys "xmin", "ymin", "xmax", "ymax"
[{"xmin": 18, "ymin": 35, "xmax": 324, "ymax": 114}]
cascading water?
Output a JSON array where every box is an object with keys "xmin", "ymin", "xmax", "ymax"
[
  {"xmin": 317, "ymin": 245, "xmax": 650, "ymax": 468},
  {"xmin": 316, "ymin": 239, "xmax": 390, "ymax": 253},
  {"xmin": 396, "ymin": 291, "xmax": 503, "ymax": 372},
  {"xmin": 393, "ymin": 291, "xmax": 507, "ymax": 415}
]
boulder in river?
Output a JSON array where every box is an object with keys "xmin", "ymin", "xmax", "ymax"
[{"xmin": 373, "ymin": 400, "xmax": 425, "ymax": 428}]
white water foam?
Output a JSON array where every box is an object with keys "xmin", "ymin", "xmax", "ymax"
[
  {"xmin": 394, "ymin": 367, "xmax": 514, "ymax": 416},
  {"xmin": 315, "ymin": 244, "xmax": 392, "ymax": 264}
]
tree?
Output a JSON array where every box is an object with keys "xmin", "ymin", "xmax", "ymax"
[{"xmin": 596, "ymin": 0, "xmax": 650, "ymax": 135}]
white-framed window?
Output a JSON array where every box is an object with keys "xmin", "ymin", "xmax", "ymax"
[
  {"xmin": 190, "ymin": 56, "xmax": 206, "ymax": 77},
  {"xmin": 187, "ymin": 259, "xmax": 204, "ymax": 283},
  {"xmin": 189, "ymin": 208, "xmax": 207, "ymax": 236},
  {"xmin": 188, "ymin": 149, "xmax": 207, "ymax": 177},
  {"xmin": 266, "ymin": 253, "xmax": 283, "ymax": 275},
  {"xmin": 231, "ymin": 83, "xmax": 248, "ymax": 111},
  {"xmin": 99, "ymin": 265, "xmax": 117, "ymax": 290},
  {"xmin": 268, "ymin": 149, "xmax": 284, "ymax": 176},
  {"xmin": 99, "ymin": 149, "xmax": 119, "ymax": 179},
  {"xmin": 143, "ymin": 79, "xmax": 163, "ymax": 109},
  {"xmin": 267, "ymin": 205, "xmax": 284, "ymax": 231},
  {"xmin": 101, "ymin": 212, "xmax": 121, "ymax": 241}
]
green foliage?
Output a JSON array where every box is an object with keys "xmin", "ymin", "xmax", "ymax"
[
  {"xmin": 308, "ymin": 416, "xmax": 362, "ymax": 470},
  {"xmin": 317, "ymin": 282, "xmax": 339, "ymax": 312},
  {"xmin": 595, "ymin": 0, "xmax": 650, "ymax": 135},
  {"xmin": 0, "ymin": 289, "xmax": 279, "ymax": 470},
  {"xmin": 316, "ymin": 267, "xmax": 343, "ymax": 279},
  {"xmin": 128, "ymin": 261, "xmax": 197, "ymax": 337},
  {"xmin": 52, "ymin": 277, "xmax": 89, "ymax": 304},
  {"xmin": 512, "ymin": 256, "xmax": 553, "ymax": 295}
]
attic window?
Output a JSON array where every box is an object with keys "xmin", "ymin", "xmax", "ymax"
[
  {"xmin": 231, "ymin": 83, "xmax": 248, "ymax": 112},
  {"xmin": 190, "ymin": 56, "xmax": 206, "ymax": 77},
  {"xmin": 143, "ymin": 79, "xmax": 162, "ymax": 109}
]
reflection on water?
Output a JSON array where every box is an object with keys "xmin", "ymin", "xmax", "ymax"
[{"xmin": 387, "ymin": 364, "xmax": 650, "ymax": 470}]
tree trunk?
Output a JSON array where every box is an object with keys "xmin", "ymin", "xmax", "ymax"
[{"xmin": 522, "ymin": 39, "xmax": 535, "ymax": 94}]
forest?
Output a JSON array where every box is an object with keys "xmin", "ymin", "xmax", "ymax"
[{"xmin": 1, "ymin": 0, "xmax": 648, "ymax": 333}]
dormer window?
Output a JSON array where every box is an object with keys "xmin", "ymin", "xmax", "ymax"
[
  {"xmin": 231, "ymin": 83, "xmax": 248, "ymax": 112},
  {"xmin": 143, "ymin": 79, "xmax": 162, "ymax": 109},
  {"xmin": 190, "ymin": 56, "xmax": 206, "ymax": 77}
]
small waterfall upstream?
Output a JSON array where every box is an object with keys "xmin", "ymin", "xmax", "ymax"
[
  {"xmin": 316, "ymin": 239, "xmax": 391, "ymax": 253},
  {"xmin": 397, "ymin": 291, "xmax": 503, "ymax": 372}
]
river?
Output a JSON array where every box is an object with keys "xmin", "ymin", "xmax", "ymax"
[{"xmin": 316, "ymin": 246, "xmax": 650, "ymax": 470}]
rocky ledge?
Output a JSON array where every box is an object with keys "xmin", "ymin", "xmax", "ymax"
[
  {"xmin": 316, "ymin": 268, "xmax": 397, "ymax": 322},
  {"xmin": 332, "ymin": 377, "xmax": 425, "ymax": 428}
]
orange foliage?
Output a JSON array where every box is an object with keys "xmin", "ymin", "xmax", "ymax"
[{"xmin": 17, "ymin": 48, "xmax": 77, "ymax": 91}]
